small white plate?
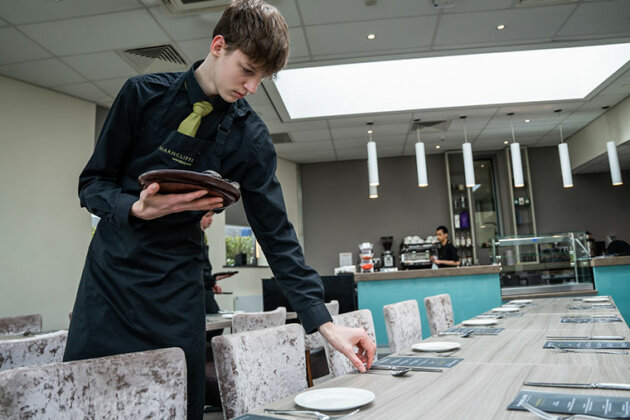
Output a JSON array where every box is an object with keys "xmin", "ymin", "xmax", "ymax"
[
  {"xmin": 462, "ymin": 318, "xmax": 498, "ymax": 326},
  {"xmin": 411, "ymin": 341, "xmax": 461, "ymax": 352},
  {"xmin": 294, "ymin": 388, "xmax": 375, "ymax": 411},
  {"xmin": 509, "ymin": 299, "xmax": 533, "ymax": 304},
  {"xmin": 583, "ymin": 296, "xmax": 610, "ymax": 303},
  {"xmin": 491, "ymin": 307, "xmax": 520, "ymax": 313}
]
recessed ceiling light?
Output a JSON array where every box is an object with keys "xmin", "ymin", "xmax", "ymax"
[
  {"xmin": 435, "ymin": 145, "xmax": 441, "ymax": 149},
  {"xmin": 497, "ymin": 24, "xmax": 506, "ymax": 30},
  {"xmin": 525, "ymin": 119, "xmax": 531, "ymax": 123},
  {"xmin": 367, "ymin": 34, "xmax": 376, "ymax": 40},
  {"xmin": 273, "ymin": 43, "xmax": 630, "ymax": 119},
  {"xmin": 504, "ymin": 140, "xmax": 509, "ymax": 144}
]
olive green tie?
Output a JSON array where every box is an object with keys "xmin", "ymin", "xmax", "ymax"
[{"xmin": 177, "ymin": 101, "xmax": 213, "ymax": 137}]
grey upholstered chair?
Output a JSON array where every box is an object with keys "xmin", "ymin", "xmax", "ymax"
[
  {"xmin": 0, "ymin": 314, "xmax": 42, "ymax": 336},
  {"xmin": 0, "ymin": 330, "xmax": 67, "ymax": 373},
  {"xmin": 424, "ymin": 293, "xmax": 455, "ymax": 336},
  {"xmin": 383, "ymin": 299, "xmax": 423, "ymax": 353},
  {"xmin": 304, "ymin": 300, "xmax": 340, "ymax": 386},
  {"xmin": 212, "ymin": 323, "xmax": 307, "ymax": 419},
  {"xmin": 323, "ymin": 309, "xmax": 377, "ymax": 377},
  {"xmin": 0, "ymin": 347, "xmax": 187, "ymax": 419},
  {"xmin": 231, "ymin": 306, "xmax": 286, "ymax": 334}
]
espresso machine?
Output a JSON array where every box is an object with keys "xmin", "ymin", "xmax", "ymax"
[
  {"xmin": 399, "ymin": 236, "xmax": 439, "ymax": 269},
  {"xmin": 381, "ymin": 236, "xmax": 395, "ymax": 268}
]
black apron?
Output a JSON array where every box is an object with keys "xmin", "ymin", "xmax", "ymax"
[{"xmin": 64, "ymin": 72, "xmax": 234, "ymax": 420}]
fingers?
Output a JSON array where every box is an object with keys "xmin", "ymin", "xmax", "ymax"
[
  {"xmin": 140, "ymin": 182, "xmax": 160, "ymax": 200},
  {"xmin": 342, "ymin": 346, "xmax": 368, "ymax": 373},
  {"xmin": 357, "ymin": 337, "xmax": 376, "ymax": 369}
]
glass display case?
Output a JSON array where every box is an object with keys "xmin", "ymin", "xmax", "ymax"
[
  {"xmin": 492, "ymin": 231, "xmax": 594, "ymax": 296},
  {"xmin": 445, "ymin": 152, "xmax": 477, "ymax": 266}
]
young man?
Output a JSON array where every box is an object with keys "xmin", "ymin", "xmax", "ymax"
[
  {"xmin": 64, "ymin": 1, "xmax": 375, "ymax": 418},
  {"xmin": 432, "ymin": 225, "xmax": 461, "ymax": 268}
]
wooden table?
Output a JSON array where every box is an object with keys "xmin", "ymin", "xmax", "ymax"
[
  {"xmin": 252, "ymin": 297, "xmax": 630, "ymax": 419},
  {"xmin": 205, "ymin": 312, "xmax": 298, "ymax": 331}
]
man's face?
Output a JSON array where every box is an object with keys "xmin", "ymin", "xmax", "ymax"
[
  {"xmin": 436, "ymin": 230, "xmax": 447, "ymax": 243},
  {"xmin": 213, "ymin": 47, "xmax": 265, "ymax": 103}
]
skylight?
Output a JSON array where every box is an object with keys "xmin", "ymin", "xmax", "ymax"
[{"xmin": 273, "ymin": 43, "xmax": 630, "ymax": 120}]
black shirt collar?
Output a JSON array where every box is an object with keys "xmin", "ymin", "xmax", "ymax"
[{"xmin": 184, "ymin": 60, "xmax": 229, "ymax": 111}]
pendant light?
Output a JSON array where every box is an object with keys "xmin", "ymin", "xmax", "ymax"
[
  {"xmin": 508, "ymin": 113, "xmax": 524, "ymax": 188},
  {"xmin": 369, "ymin": 185, "xmax": 378, "ymax": 199},
  {"xmin": 555, "ymin": 110, "xmax": 573, "ymax": 188},
  {"xmin": 366, "ymin": 122, "xmax": 379, "ymax": 187},
  {"xmin": 460, "ymin": 116, "xmax": 475, "ymax": 187},
  {"xmin": 414, "ymin": 121, "xmax": 428, "ymax": 187},
  {"xmin": 605, "ymin": 115, "xmax": 623, "ymax": 186}
]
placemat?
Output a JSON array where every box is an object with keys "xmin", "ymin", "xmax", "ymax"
[
  {"xmin": 569, "ymin": 304, "xmax": 616, "ymax": 310},
  {"xmin": 233, "ymin": 415, "xmax": 280, "ymax": 419},
  {"xmin": 544, "ymin": 341, "xmax": 630, "ymax": 349},
  {"xmin": 374, "ymin": 355, "xmax": 462, "ymax": 368},
  {"xmin": 508, "ymin": 390, "xmax": 630, "ymax": 418},
  {"xmin": 561, "ymin": 317, "xmax": 622, "ymax": 323},
  {"xmin": 443, "ymin": 327, "xmax": 504, "ymax": 334},
  {"xmin": 478, "ymin": 312, "xmax": 524, "ymax": 318}
]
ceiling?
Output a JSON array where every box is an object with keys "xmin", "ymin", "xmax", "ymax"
[{"xmin": 1, "ymin": 0, "xmax": 630, "ymax": 168}]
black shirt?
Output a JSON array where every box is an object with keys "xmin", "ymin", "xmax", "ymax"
[{"xmin": 437, "ymin": 242, "xmax": 459, "ymax": 268}]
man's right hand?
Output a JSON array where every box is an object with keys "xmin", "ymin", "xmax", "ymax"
[{"xmin": 131, "ymin": 182, "xmax": 224, "ymax": 220}]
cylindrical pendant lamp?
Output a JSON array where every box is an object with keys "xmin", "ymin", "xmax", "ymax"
[
  {"xmin": 461, "ymin": 116, "xmax": 475, "ymax": 187},
  {"xmin": 607, "ymin": 141, "xmax": 623, "ymax": 186},
  {"xmin": 366, "ymin": 126, "xmax": 379, "ymax": 187},
  {"xmin": 558, "ymin": 142, "xmax": 573, "ymax": 188},
  {"xmin": 508, "ymin": 113, "xmax": 524, "ymax": 188},
  {"xmin": 415, "ymin": 127, "xmax": 428, "ymax": 187}
]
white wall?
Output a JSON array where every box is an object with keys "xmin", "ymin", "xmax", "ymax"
[
  {"xmin": 205, "ymin": 157, "xmax": 303, "ymax": 310},
  {"xmin": 0, "ymin": 76, "xmax": 95, "ymax": 330}
]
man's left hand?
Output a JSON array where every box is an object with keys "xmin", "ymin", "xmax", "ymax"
[
  {"xmin": 212, "ymin": 284, "xmax": 223, "ymax": 294},
  {"xmin": 318, "ymin": 322, "xmax": 376, "ymax": 373}
]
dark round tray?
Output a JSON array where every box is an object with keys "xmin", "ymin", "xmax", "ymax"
[{"xmin": 138, "ymin": 169, "xmax": 241, "ymax": 208}]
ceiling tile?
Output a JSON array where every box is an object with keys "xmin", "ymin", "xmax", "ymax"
[
  {"xmin": 278, "ymin": 150, "xmax": 336, "ymax": 163},
  {"xmin": 289, "ymin": 27, "xmax": 309, "ymax": 59},
  {"xmin": 0, "ymin": 17, "xmax": 8, "ymax": 27},
  {"xmin": 250, "ymin": 104, "xmax": 280, "ymax": 121},
  {"xmin": 328, "ymin": 113, "xmax": 412, "ymax": 129},
  {"xmin": 62, "ymin": 51, "xmax": 138, "ymax": 80},
  {"xmin": 52, "ymin": 82, "xmax": 112, "ymax": 103},
  {"xmin": 19, "ymin": 10, "xmax": 170, "ymax": 56},
  {"xmin": 0, "ymin": 27, "xmax": 51, "ymax": 65},
  {"xmin": 580, "ymin": 93, "xmax": 628, "ymax": 111},
  {"xmin": 274, "ymin": 141, "xmax": 333, "ymax": 154},
  {"xmin": 176, "ymin": 38, "xmax": 210, "ymax": 63},
  {"xmin": 149, "ymin": 6, "xmax": 215, "ymax": 41},
  {"xmin": 94, "ymin": 77, "xmax": 129, "ymax": 97},
  {"xmin": 0, "ymin": 0, "xmax": 141, "ymax": 25},
  {"xmin": 596, "ymin": 75, "xmax": 630, "ymax": 98},
  {"xmin": 273, "ymin": 0, "xmax": 301, "ymax": 27},
  {"xmin": 290, "ymin": 129, "xmax": 331, "ymax": 143},
  {"xmin": 331, "ymin": 123, "xmax": 408, "ymax": 140},
  {"xmin": 297, "ymin": 0, "xmax": 436, "ymax": 25},
  {"xmin": 305, "ymin": 15, "xmax": 437, "ymax": 57},
  {"xmin": 557, "ymin": 0, "xmax": 630, "ymax": 39},
  {"xmin": 244, "ymin": 91, "xmax": 273, "ymax": 108},
  {"xmin": 0, "ymin": 58, "xmax": 84, "ymax": 87},
  {"xmin": 443, "ymin": 0, "xmax": 513, "ymax": 13},
  {"xmin": 434, "ymin": 5, "xmax": 575, "ymax": 47}
]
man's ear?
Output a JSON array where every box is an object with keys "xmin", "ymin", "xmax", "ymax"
[{"xmin": 210, "ymin": 35, "xmax": 227, "ymax": 58}]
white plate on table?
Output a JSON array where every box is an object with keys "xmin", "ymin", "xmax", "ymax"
[
  {"xmin": 411, "ymin": 341, "xmax": 461, "ymax": 352},
  {"xmin": 509, "ymin": 299, "xmax": 533, "ymax": 304},
  {"xmin": 583, "ymin": 296, "xmax": 610, "ymax": 303},
  {"xmin": 462, "ymin": 318, "xmax": 498, "ymax": 326},
  {"xmin": 491, "ymin": 307, "xmax": 520, "ymax": 313},
  {"xmin": 294, "ymin": 388, "xmax": 375, "ymax": 411}
]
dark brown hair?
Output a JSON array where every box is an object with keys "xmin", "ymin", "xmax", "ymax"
[{"xmin": 213, "ymin": 0, "xmax": 290, "ymax": 77}]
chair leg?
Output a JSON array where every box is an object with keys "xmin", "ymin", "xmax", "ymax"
[{"xmin": 305, "ymin": 350, "xmax": 313, "ymax": 387}]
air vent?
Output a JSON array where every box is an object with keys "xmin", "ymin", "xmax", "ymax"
[
  {"xmin": 410, "ymin": 120, "xmax": 450, "ymax": 133},
  {"xmin": 159, "ymin": 0, "xmax": 231, "ymax": 16},
  {"xmin": 517, "ymin": 0, "xmax": 578, "ymax": 7},
  {"xmin": 270, "ymin": 132, "xmax": 293, "ymax": 144},
  {"xmin": 119, "ymin": 44, "xmax": 188, "ymax": 74}
]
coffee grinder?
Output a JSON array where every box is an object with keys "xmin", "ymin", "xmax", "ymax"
[{"xmin": 381, "ymin": 236, "xmax": 395, "ymax": 268}]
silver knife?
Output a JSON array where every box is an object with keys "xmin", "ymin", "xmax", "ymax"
[
  {"xmin": 546, "ymin": 336, "xmax": 625, "ymax": 340},
  {"xmin": 524, "ymin": 381, "xmax": 630, "ymax": 390},
  {"xmin": 370, "ymin": 365, "xmax": 443, "ymax": 373}
]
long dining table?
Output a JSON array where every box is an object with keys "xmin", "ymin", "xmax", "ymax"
[{"xmin": 252, "ymin": 297, "xmax": 630, "ymax": 419}]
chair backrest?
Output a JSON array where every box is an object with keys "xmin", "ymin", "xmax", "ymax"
[
  {"xmin": 424, "ymin": 294, "xmax": 454, "ymax": 336},
  {"xmin": 0, "ymin": 330, "xmax": 67, "ymax": 372},
  {"xmin": 0, "ymin": 314, "xmax": 42, "ymax": 336},
  {"xmin": 212, "ymin": 324, "xmax": 307, "ymax": 419},
  {"xmin": 383, "ymin": 300, "xmax": 422, "ymax": 353},
  {"xmin": 304, "ymin": 300, "xmax": 341, "ymax": 351},
  {"xmin": 231, "ymin": 307, "xmax": 286, "ymax": 334},
  {"xmin": 0, "ymin": 347, "xmax": 186, "ymax": 419},
  {"xmin": 323, "ymin": 309, "xmax": 377, "ymax": 377}
]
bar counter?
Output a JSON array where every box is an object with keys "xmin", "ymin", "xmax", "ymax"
[
  {"xmin": 591, "ymin": 255, "xmax": 630, "ymax": 321},
  {"xmin": 355, "ymin": 265, "xmax": 502, "ymax": 345}
]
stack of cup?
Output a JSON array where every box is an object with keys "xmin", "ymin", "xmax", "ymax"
[{"xmin": 358, "ymin": 242, "xmax": 374, "ymax": 273}]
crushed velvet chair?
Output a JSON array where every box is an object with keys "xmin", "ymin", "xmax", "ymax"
[
  {"xmin": 0, "ymin": 330, "xmax": 67, "ymax": 372},
  {"xmin": 424, "ymin": 293, "xmax": 455, "ymax": 336},
  {"xmin": 231, "ymin": 306, "xmax": 287, "ymax": 334},
  {"xmin": 383, "ymin": 299, "xmax": 423, "ymax": 353},
  {"xmin": 212, "ymin": 323, "xmax": 307, "ymax": 419},
  {"xmin": 323, "ymin": 309, "xmax": 377, "ymax": 377},
  {"xmin": 304, "ymin": 300, "xmax": 339, "ymax": 386},
  {"xmin": 0, "ymin": 347, "xmax": 187, "ymax": 419},
  {"xmin": 0, "ymin": 314, "xmax": 42, "ymax": 336}
]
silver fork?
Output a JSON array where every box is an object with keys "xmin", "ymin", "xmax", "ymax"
[
  {"xmin": 550, "ymin": 344, "xmax": 629, "ymax": 355},
  {"xmin": 264, "ymin": 408, "xmax": 359, "ymax": 420},
  {"xmin": 520, "ymin": 401, "xmax": 607, "ymax": 420}
]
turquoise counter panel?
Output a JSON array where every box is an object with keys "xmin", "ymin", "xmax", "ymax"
[
  {"xmin": 593, "ymin": 264, "xmax": 630, "ymax": 322},
  {"xmin": 357, "ymin": 273, "xmax": 502, "ymax": 346}
]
